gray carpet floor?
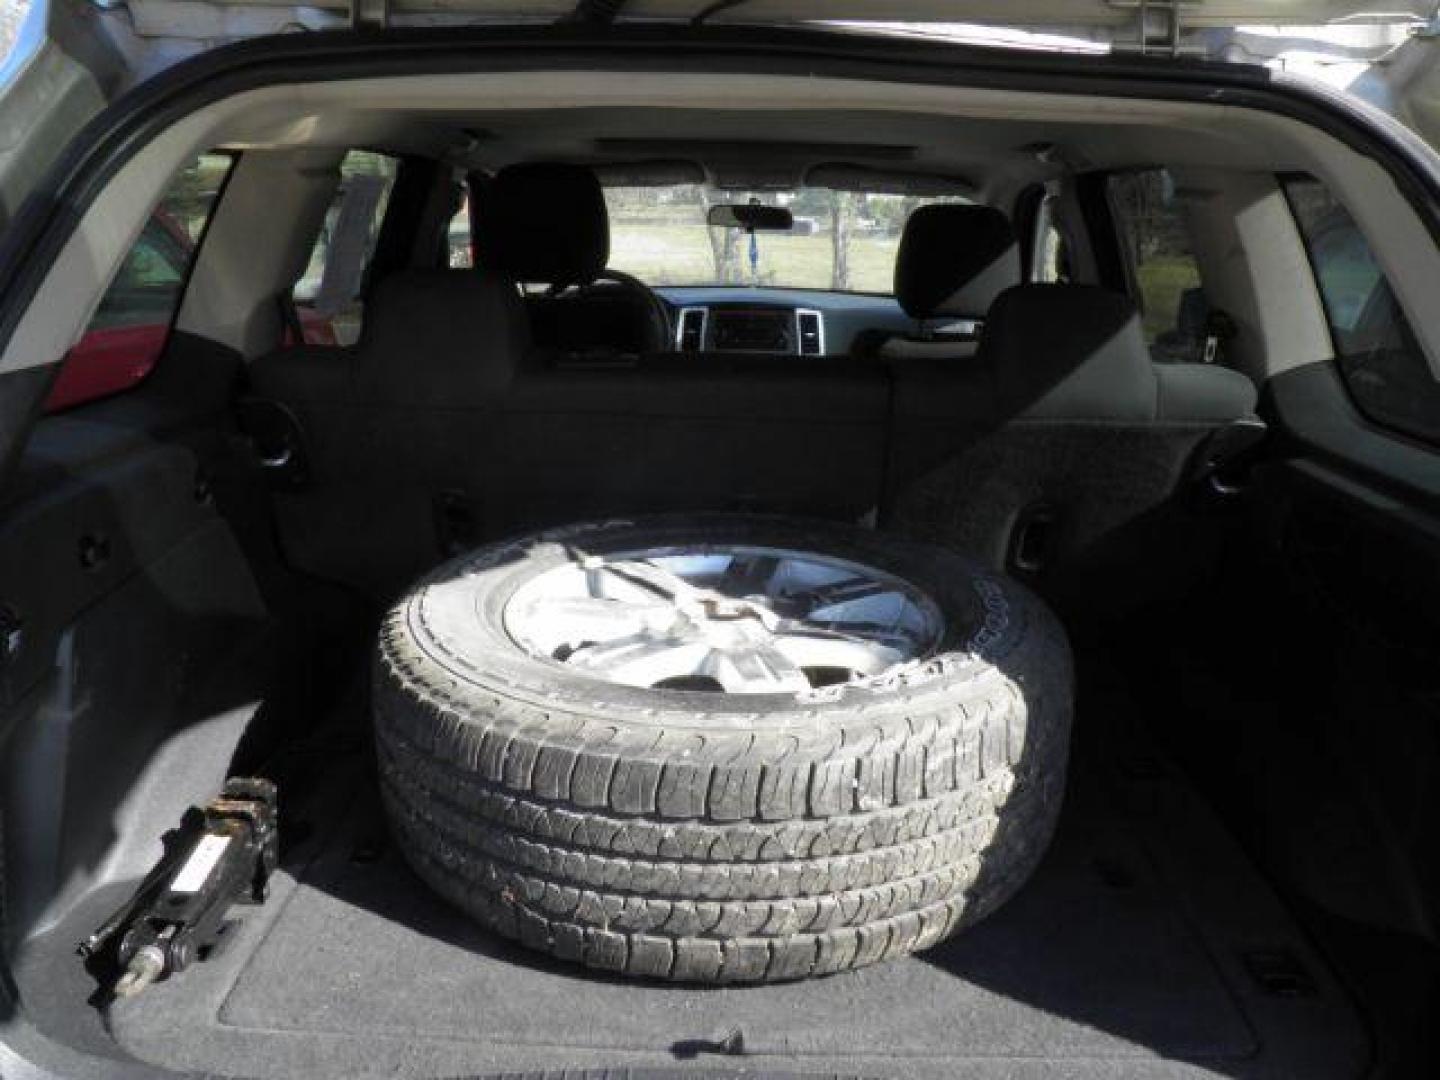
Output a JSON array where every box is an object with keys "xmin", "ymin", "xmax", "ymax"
[{"xmin": 73, "ymin": 751, "xmax": 1368, "ymax": 1080}]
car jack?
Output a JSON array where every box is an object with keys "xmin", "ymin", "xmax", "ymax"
[{"xmin": 79, "ymin": 778, "xmax": 279, "ymax": 998}]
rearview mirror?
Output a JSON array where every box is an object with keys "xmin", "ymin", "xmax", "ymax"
[{"xmin": 707, "ymin": 203, "xmax": 794, "ymax": 231}]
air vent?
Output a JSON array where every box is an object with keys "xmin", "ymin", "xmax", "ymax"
[
  {"xmin": 796, "ymin": 309, "xmax": 824, "ymax": 356},
  {"xmin": 677, "ymin": 307, "xmax": 707, "ymax": 351}
]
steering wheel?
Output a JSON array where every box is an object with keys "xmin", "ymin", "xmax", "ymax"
[{"xmin": 594, "ymin": 269, "xmax": 672, "ymax": 353}]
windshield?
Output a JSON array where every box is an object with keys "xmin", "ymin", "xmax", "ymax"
[{"xmin": 603, "ymin": 185, "xmax": 968, "ymax": 294}]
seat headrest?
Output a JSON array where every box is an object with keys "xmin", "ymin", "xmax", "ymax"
[
  {"xmin": 894, "ymin": 204, "xmax": 1020, "ymax": 321},
  {"xmin": 477, "ymin": 163, "xmax": 609, "ymax": 287},
  {"xmin": 358, "ymin": 269, "xmax": 529, "ymax": 406},
  {"xmin": 980, "ymin": 284, "xmax": 1158, "ymax": 420}
]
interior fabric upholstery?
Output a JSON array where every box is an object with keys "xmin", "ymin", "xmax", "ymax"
[
  {"xmin": 247, "ymin": 345, "xmax": 357, "ymax": 404},
  {"xmin": 479, "ymin": 162, "xmax": 663, "ymax": 355},
  {"xmin": 249, "ymin": 268, "xmax": 529, "ymax": 422},
  {"xmin": 247, "ymin": 277, "xmax": 1254, "ymax": 610},
  {"xmin": 985, "ymin": 284, "xmax": 1257, "ymax": 422},
  {"xmin": 894, "ymin": 204, "xmax": 1021, "ymax": 321},
  {"xmin": 524, "ymin": 281, "xmax": 667, "ymax": 356},
  {"xmin": 249, "ymin": 269, "xmax": 888, "ymax": 596},
  {"xmin": 475, "ymin": 163, "xmax": 609, "ymax": 286},
  {"xmin": 855, "ymin": 203, "xmax": 1021, "ymax": 360},
  {"xmin": 356, "ymin": 268, "xmax": 529, "ymax": 404},
  {"xmin": 886, "ymin": 283, "xmax": 1257, "ymax": 613},
  {"xmin": 1154, "ymin": 363, "xmax": 1263, "ymax": 421},
  {"xmin": 488, "ymin": 354, "xmax": 889, "ymax": 537},
  {"xmin": 247, "ymin": 269, "xmax": 532, "ymax": 596}
]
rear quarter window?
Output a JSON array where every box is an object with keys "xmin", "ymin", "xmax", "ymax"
[
  {"xmin": 44, "ymin": 152, "xmax": 234, "ymax": 413},
  {"xmin": 1029, "ymin": 193, "xmax": 1072, "ymax": 285},
  {"xmin": 1284, "ymin": 174, "xmax": 1440, "ymax": 446},
  {"xmin": 1107, "ymin": 169, "xmax": 1208, "ymax": 364},
  {"xmin": 293, "ymin": 151, "xmax": 399, "ymax": 345}
]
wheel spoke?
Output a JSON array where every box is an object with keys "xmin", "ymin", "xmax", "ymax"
[
  {"xmin": 517, "ymin": 596, "xmax": 673, "ymax": 643},
  {"xmin": 567, "ymin": 635, "xmax": 711, "ymax": 688},
  {"xmin": 704, "ymin": 642, "xmax": 812, "ymax": 693},
  {"xmin": 596, "ymin": 559, "xmax": 708, "ymax": 603},
  {"xmin": 770, "ymin": 630, "xmax": 906, "ymax": 678}
]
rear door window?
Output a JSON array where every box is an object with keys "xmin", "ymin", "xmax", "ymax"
[
  {"xmin": 45, "ymin": 152, "xmax": 234, "ymax": 412},
  {"xmin": 1029, "ymin": 192, "xmax": 1071, "ymax": 284},
  {"xmin": 1107, "ymin": 169, "xmax": 1209, "ymax": 363},
  {"xmin": 1284, "ymin": 174, "xmax": 1440, "ymax": 446},
  {"xmin": 293, "ymin": 151, "xmax": 399, "ymax": 345},
  {"xmin": 448, "ymin": 190, "xmax": 473, "ymax": 269},
  {"xmin": 446, "ymin": 188, "xmax": 475, "ymax": 269}
]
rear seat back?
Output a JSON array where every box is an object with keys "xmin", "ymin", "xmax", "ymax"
[
  {"xmin": 489, "ymin": 353, "xmax": 888, "ymax": 536},
  {"xmin": 988, "ymin": 285, "xmax": 1255, "ymax": 422},
  {"xmin": 250, "ymin": 265, "xmax": 885, "ymax": 592},
  {"xmin": 249, "ymin": 267, "xmax": 1255, "ymax": 614},
  {"xmin": 888, "ymin": 284, "xmax": 1259, "ymax": 614},
  {"xmin": 247, "ymin": 269, "xmax": 529, "ymax": 596},
  {"xmin": 353, "ymin": 269, "xmax": 527, "ymax": 407}
]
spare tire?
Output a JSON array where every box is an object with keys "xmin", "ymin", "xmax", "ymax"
[{"xmin": 374, "ymin": 515, "xmax": 1072, "ymax": 983}]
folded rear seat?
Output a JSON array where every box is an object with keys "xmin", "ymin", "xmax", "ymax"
[
  {"xmin": 247, "ymin": 268, "xmax": 529, "ymax": 597},
  {"xmin": 490, "ymin": 353, "xmax": 889, "ymax": 535},
  {"xmin": 888, "ymin": 283, "xmax": 1260, "ymax": 614}
]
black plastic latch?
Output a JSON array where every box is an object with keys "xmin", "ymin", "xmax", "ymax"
[
  {"xmin": 1243, "ymin": 948, "xmax": 1318, "ymax": 997},
  {"xmin": 1009, "ymin": 505, "xmax": 1058, "ymax": 575}
]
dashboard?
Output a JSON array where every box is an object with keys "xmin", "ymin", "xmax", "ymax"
[{"xmin": 655, "ymin": 287, "xmax": 913, "ymax": 357}]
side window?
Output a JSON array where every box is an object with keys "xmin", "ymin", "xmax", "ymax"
[
  {"xmin": 448, "ymin": 190, "xmax": 473, "ymax": 269},
  {"xmin": 1107, "ymin": 169, "xmax": 1208, "ymax": 363},
  {"xmin": 45, "ymin": 152, "xmax": 234, "ymax": 413},
  {"xmin": 293, "ymin": 151, "xmax": 399, "ymax": 345},
  {"xmin": 1030, "ymin": 193, "xmax": 1071, "ymax": 284},
  {"xmin": 1284, "ymin": 175, "xmax": 1440, "ymax": 446}
]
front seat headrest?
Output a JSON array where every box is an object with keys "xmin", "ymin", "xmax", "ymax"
[
  {"xmin": 894, "ymin": 204, "xmax": 1020, "ymax": 321},
  {"xmin": 477, "ymin": 163, "xmax": 609, "ymax": 287}
]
